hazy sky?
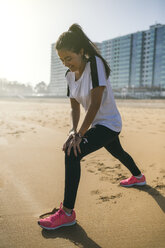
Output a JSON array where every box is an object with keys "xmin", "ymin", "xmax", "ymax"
[{"xmin": 0, "ymin": 0, "xmax": 164, "ymax": 86}]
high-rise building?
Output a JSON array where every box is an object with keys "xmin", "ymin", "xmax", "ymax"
[
  {"xmin": 102, "ymin": 23, "xmax": 165, "ymax": 89},
  {"xmin": 48, "ymin": 24, "xmax": 165, "ymax": 96},
  {"xmin": 47, "ymin": 43, "xmax": 67, "ymax": 96}
]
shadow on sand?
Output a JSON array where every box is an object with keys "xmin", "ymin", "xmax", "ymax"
[
  {"xmin": 132, "ymin": 184, "xmax": 165, "ymax": 213},
  {"xmin": 39, "ymin": 184, "xmax": 165, "ymax": 247},
  {"xmin": 39, "ymin": 207, "xmax": 102, "ymax": 248},
  {"xmin": 41, "ymin": 222, "xmax": 102, "ymax": 248}
]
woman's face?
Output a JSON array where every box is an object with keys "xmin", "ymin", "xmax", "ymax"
[{"xmin": 57, "ymin": 49, "xmax": 84, "ymax": 72}]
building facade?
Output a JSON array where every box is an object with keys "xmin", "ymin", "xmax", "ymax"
[
  {"xmin": 47, "ymin": 43, "xmax": 67, "ymax": 96},
  {"xmin": 48, "ymin": 24, "xmax": 165, "ymax": 96}
]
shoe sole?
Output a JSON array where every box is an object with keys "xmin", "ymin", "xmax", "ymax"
[
  {"xmin": 120, "ymin": 181, "xmax": 146, "ymax": 187},
  {"xmin": 38, "ymin": 220, "xmax": 76, "ymax": 230}
]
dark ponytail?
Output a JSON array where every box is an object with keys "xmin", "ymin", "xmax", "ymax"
[{"xmin": 55, "ymin": 23, "xmax": 111, "ymax": 78}]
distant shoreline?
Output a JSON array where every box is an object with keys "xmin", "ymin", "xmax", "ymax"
[{"xmin": 0, "ymin": 96, "xmax": 164, "ymax": 109}]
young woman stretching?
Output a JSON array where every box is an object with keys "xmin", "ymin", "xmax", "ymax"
[{"xmin": 38, "ymin": 23, "xmax": 146, "ymax": 230}]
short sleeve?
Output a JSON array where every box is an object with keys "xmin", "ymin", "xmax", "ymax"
[
  {"xmin": 67, "ymin": 84, "xmax": 70, "ymax": 97},
  {"xmin": 65, "ymin": 69, "xmax": 73, "ymax": 98},
  {"xmin": 89, "ymin": 56, "xmax": 107, "ymax": 89}
]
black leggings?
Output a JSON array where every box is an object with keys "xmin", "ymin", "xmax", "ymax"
[{"xmin": 63, "ymin": 124, "xmax": 141, "ymax": 209}]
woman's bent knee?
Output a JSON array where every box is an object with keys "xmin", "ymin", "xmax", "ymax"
[{"xmin": 65, "ymin": 148, "xmax": 81, "ymax": 163}]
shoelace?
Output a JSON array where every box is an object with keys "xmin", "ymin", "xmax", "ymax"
[
  {"xmin": 51, "ymin": 204, "xmax": 64, "ymax": 222},
  {"xmin": 39, "ymin": 208, "xmax": 59, "ymax": 218},
  {"xmin": 39, "ymin": 202, "xmax": 63, "ymax": 219}
]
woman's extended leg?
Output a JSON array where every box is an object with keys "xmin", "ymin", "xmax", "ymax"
[{"xmin": 104, "ymin": 136, "xmax": 141, "ymax": 176}]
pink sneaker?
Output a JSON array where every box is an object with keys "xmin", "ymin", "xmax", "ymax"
[
  {"xmin": 38, "ymin": 203, "xmax": 76, "ymax": 230},
  {"xmin": 120, "ymin": 174, "xmax": 146, "ymax": 187}
]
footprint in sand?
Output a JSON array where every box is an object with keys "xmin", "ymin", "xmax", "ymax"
[
  {"xmin": 99, "ymin": 173, "xmax": 127, "ymax": 184},
  {"xmin": 91, "ymin": 189, "xmax": 100, "ymax": 195},
  {"xmin": 91, "ymin": 188, "xmax": 123, "ymax": 203},
  {"xmin": 98, "ymin": 193, "xmax": 122, "ymax": 203},
  {"xmin": 114, "ymin": 164, "xmax": 121, "ymax": 169},
  {"xmin": 160, "ymin": 169, "xmax": 165, "ymax": 174},
  {"xmin": 115, "ymin": 173, "xmax": 127, "ymax": 181},
  {"xmin": 149, "ymin": 163, "xmax": 155, "ymax": 167},
  {"xmin": 87, "ymin": 169, "xmax": 95, "ymax": 173},
  {"xmin": 99, "ymin": 176, "xmax": 111, "ymax": 182},
  {"xmin": 98, "ymin": 162, "xmax": 104, "ymax": 166},
  {"xmin": 99, "ymin": 196, "xmax": 110, "ymax": 202},
  {"xmin": 7, "ymin": 130, "xmax": 25, "ymax": 136},
  {"xmin": 155, "ymin": 184, "xmax": 165, "ymax": 190}
]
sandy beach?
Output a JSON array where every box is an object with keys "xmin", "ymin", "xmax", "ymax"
[{"xmin": 0, "ymin": 98, "xmax": 165, "ymax": 248}]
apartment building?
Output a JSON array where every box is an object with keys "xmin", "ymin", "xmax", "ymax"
[{"xmin": 48, "ymin": 24, "xmax": 165, "ymax": 96}]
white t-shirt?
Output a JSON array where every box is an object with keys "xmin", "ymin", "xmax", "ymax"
[{"xmin": 65, "ymin": 55, "xmax": 122, "ymax": 132}]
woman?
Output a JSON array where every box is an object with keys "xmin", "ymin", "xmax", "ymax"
[{"xmin": 38, "ymin": 23, "xmax": 146, "ymax": 230}]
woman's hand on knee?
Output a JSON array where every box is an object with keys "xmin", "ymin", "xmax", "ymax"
[
  {"xmin": 67, "ymin": 135, "xmax": 82, "ymax": 157},
  {"xmin": 62, "ymin": 135, "xmax": 74, "ymax": 152}
]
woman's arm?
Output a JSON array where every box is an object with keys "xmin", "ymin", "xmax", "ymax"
[
  {"xmin": 78, "ymin": 86, "xmax": 105, "ymax": 136},
  {"xmin": 69, "ymin": 98, "xmax": 80, "ymax": 134},
  {"xmin": 66, "ymin": 86, "xmax": 105, "ymax": 156},
  {"xmin": 62, "ymin": 98, "xmax": 80, "ymax": 152}
]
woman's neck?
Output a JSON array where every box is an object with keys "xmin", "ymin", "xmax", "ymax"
[
  {"xmin": 75, "ymin": 60, "xmax": 87, "ymax": 81},
  {"xmin": 78, "ymin": 60, "xmax": 87, "ymax": 74}
]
